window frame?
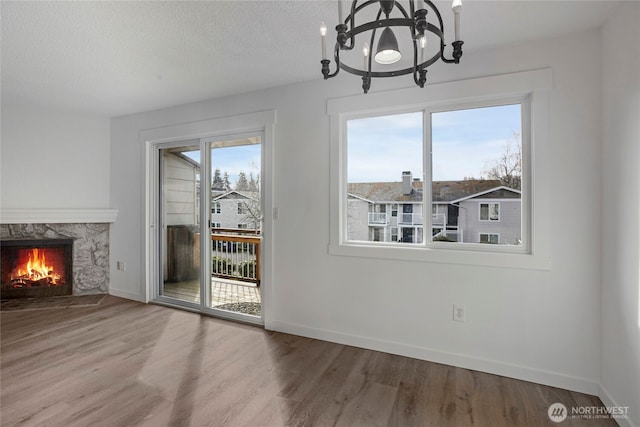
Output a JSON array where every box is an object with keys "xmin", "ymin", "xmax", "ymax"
[
  {"xmin": 479, "ymin": 233, "xmax": 500, "ymax": 244},
  {"xmin": 328, "ymin": 69, "xmax": 552, "ymax": 270},
  {"xmin": 479, "ymin": 202, "xmax": 501, "ymax": 222}
]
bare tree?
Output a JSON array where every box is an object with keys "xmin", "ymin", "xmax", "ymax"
[
  {"xmin": 239, "ymin": 164, "xmax": 262, "ymax": 231},
  {"xmin": 482, "ymin": 132, "xmax": 522, "ymax": 190}
]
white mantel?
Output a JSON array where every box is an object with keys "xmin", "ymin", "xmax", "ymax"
[{"xmin": 0, "ymin": 209, "xmax": 118, "ymax": 224}]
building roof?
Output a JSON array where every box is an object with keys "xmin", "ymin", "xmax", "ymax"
[
  {"xmin": 451, "ymin": 186, "xmax": 521, "ymax": 203},
  {"xmin": 348, "ymin": 179, "xmax": 508, "ymax": 203},
  {"xmin": 212, "ymin": 190, "xmax": 259, "ymax": 202}
]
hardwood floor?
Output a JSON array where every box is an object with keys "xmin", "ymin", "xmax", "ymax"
[{"xmin": 1, "ymin": 296, "xmax": 615, "ymax": 426}]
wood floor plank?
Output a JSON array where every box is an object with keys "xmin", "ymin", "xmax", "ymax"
[{"xmin": 1, "ymin": 296, "xmax": 617, "ymax": 427}]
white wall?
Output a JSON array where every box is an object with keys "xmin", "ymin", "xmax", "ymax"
[
  {"xmin": 0, "ymin": 104, "xmax": 110, "ymax": 209},
  {"xmin": 111, "ymin": 29, "xmax": 605, "ymax": 394},
  {"xmin": 601, "ymin": 2, "xmax": 640, "ymax": 426}
]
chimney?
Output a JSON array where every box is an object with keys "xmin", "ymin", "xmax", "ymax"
[{"xmin": 402, "ymin": 171, "xmax": 412, "ymax": 195}]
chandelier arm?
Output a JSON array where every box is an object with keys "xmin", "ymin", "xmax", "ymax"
[
  {"xmin": 321, "ymin": 44, "xmax": 341, "ymax": 80},
  {"xmin": 343, "ymin": 0, "xmax": 376, "ymax": 50},
  {"xmin": 367, "ymin": 27, "xmax": 376, "ymax": 74},
  {"xmin": 340, "ymin": 49, "xmax": 439, "ymax": 78},
  {"xmin": 420, "ymin": 0, "xmax": 462, "ymax": 64},
  {"xmin": 347, "ymin": 17, "xmax": 415, "ymax": 40},
  {"xmin": 441, "ymin": 40, "xmax": 464, "ymax": 64},
  {"xmin": 424, "ymin": 0, "xmax": 444, "ymax": 29}
]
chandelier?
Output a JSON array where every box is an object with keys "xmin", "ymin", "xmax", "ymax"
[{"xmin": 320, "ymin": 0, "xmax": 463, "ymax": 93}]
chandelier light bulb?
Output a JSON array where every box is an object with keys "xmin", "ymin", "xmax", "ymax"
[
  {"xmin": 363, "ymin": 42, "xmax": 370, "ymax": 69},
  {"xmin": 375, "ymin": 27, "xmax": 401, "ymax": 64},
  {"xmin": 320, "ymin": 22, "xmax": 328, "ymax": 60},
  {"xmin": 452, "ymin": 0, "xmax": 462, "ymax": 41}
]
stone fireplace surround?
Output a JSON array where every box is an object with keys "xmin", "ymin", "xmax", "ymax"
[{"xmin": 0, "ymin": 209, "xmax": 118, "ymax": 296}]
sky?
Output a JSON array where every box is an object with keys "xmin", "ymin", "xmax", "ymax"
[
  {"xmin": 181, "ymin": 103, "xmax": 520, "ymax": 186},
  {"xmin": 347, "ymin": 104, "xmax": 521, "ymax": 183},
  {"xmin": 184, "ymin": 143, "xmax": 261, "ymax": 186}
]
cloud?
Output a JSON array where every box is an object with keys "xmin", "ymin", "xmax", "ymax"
[{"xmin": 347, "ymin": 104, "xmax": 521, "ymax": 183}]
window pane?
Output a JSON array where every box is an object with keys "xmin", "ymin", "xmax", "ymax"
[
  {"xmin": 431, "ymin": 104, "xmax": 522, "ymax": 246},
  {"xmin": 490, "ymin": 203, "xmax": 500, "ymax": 221},
  {"xmin": 347, "ymin": 112, "xmax": 423, "ymax": 244},
  {"xmin": 480, "ymin": 204, "xmax": 489, "ymax": 221}
]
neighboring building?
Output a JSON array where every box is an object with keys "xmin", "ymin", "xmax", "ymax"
[
  {"xmin": 348, "ymin": 171, "xmax": 521, "ymax": 245},
  {"xmin": 452, "ymin": 186, "xmax": 521, "ymax": 245},
  {"xmin": 211, "ymin": 190, "xmax": 261, "ymax": 231},
  {"xmin": 162, "ymin": 151, "xmax": 200, "ymax": 227}
]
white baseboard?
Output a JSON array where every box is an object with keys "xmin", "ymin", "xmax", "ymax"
[
  {"xmin": 268, "ymin": 320, "xmax": 599, "ymax": 395},
  {"xmin": 599, "ymin": 384, "xmax": 638, "ymax": 427},
  {"xmin": 108, "ymin": 287, "xmax": 145, "ymax": 303}
]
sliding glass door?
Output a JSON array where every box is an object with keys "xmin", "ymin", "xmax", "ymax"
[
  {"xmin": 157, "ymin": 142, "xmax": 202, "ymax": 307},
  {"xmin": 154, "ymin": 133, "xmax": 263, "ymax": 323}
]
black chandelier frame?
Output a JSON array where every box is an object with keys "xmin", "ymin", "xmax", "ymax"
[{"xmin": 321, "ymin": 0, "xmax": 463, "ymax": 93}]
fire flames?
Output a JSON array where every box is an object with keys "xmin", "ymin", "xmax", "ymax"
[{"xmin": 9, "ymin": 248, "xmax": 62, "ymax": 287}]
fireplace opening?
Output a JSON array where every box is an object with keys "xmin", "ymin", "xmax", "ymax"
[{"xmin": 1, "ymin": 239, "xmax": 73, "ymax": 299}]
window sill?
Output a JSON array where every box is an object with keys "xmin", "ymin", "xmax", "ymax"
[{"xmin": 328, "ymin": 242, "xmax": 551, "ymax": 270}]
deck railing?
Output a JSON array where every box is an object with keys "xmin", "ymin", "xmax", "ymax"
[
  {"xmin": 368, "ymin": 212, "xmax": 389, "ymax": 225},
  {"xmin": 399, "ymin": 212, "xmax": 424, "ymax": 225},
  {"xmin": 432, "ymin": 213, "xmax": 446, "ymax": 227},
  {"xmin": 211, "ymin": 228, "xmax": 261, "ymax": 286}
]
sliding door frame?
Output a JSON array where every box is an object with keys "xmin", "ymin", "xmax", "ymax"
[{"xmin": 143, "ymin": 110, "xmax": 275, "ymax": 327}]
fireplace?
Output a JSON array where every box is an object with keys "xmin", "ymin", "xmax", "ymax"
[{"xmin": 1, "ymin": 239, "xmax": 73, "ymax": 299}]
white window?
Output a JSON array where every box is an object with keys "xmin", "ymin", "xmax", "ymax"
[
  {"xmin": 479, "ymin": 233, "xmax": 499, "ymax": 244},
  {"xmin": 329, "ymin": 69, "xmax": 552, "ymax": 269},
  {"xmin": 391, "ymin": 227, "xmax": 398, "ymax": 242},
  {"xmin": 371, "ymin": 228, "xmax": 384, "ymax": 242},
  {"xmin": 344, "ymin": 103, "xmax": 520, "ymax": 249},
  {"xmin": 347, "ymin": 112, "xmax": 424, "ymax": 244},
  {"xmin": 237, "ymin": 223, "xmax": 248, "ymax": 229},
  {"xmin": 212, "ymin": 222, "xmax": 221, "ymax": 228},
  {"xmin": 213, "ymin": 202, "xmax": 221, "ymax": 214},
  {"xmin": 237, "ymin": 202, "xmax": 248, "ymax": 215},
  {"xmin": 480, "ymin": 203, "xmax": 500, "ymax": 221}
]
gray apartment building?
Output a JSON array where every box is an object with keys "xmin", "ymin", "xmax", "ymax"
[{"xmin": 348, "ymin": 171, "xmax": 521, "ymax": 245}]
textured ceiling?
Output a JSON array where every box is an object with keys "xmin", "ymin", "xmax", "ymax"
[{"xmin": 1, "ymin": 1, "xmax": 620, "ymax": 117}]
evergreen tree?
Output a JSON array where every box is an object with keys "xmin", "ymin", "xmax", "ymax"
[
  {"xmin": 235, "ymin": 171, "xmax": 249, "ymax": 191},
  {"xmin": 222, "ymin": 172, "xmax": 231, "ymax": 190},
  {"xmin": 212, "ymin": 168, "xmax": 224, "ymax": 190}
]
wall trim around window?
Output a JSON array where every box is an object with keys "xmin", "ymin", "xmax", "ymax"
[{"xmin": 328, "ymin": 69, "xmax": 552, "ymax": 270}]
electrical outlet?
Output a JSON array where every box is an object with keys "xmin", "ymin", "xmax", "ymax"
[
  {"xmin": 116, "ymin": 261, "xmax": 126, "ymax": 272},
  {"xmin": 453, "ymin": 304, "xmax": 466, "ymax": 322}
]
